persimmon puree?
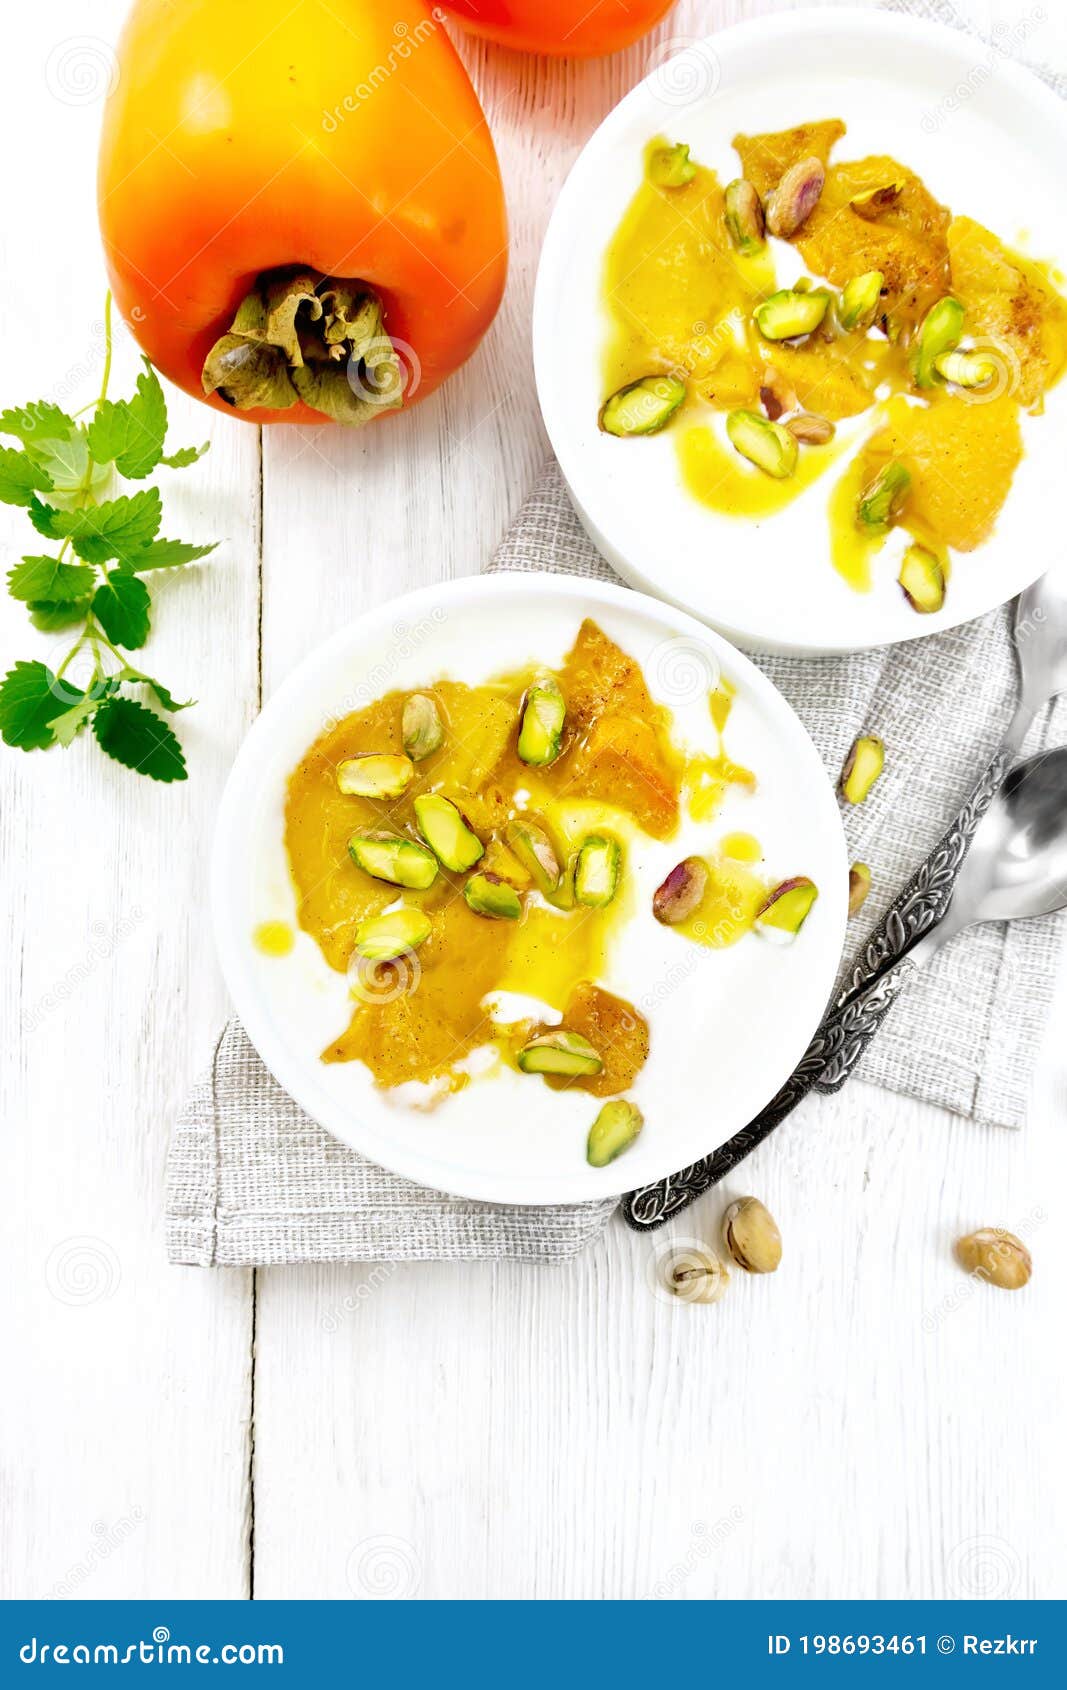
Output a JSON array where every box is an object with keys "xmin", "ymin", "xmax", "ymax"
[
  {"xmin": 284, "ymin": 621, "xmax": 688, "ymax": 1093},
  {"xmin": 858, "ymin": 393, "xmax": 1023, "ymax": 554},
  {"xmin": 282, "ymin": 621, "xmax": 771, "ymax": 1096},
  {"xmin": 601, "ymin": 119, "xmax": 1067, "ymax": 591}
]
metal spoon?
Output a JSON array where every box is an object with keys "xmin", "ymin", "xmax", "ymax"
[
  {"xmin": 813, "ymin": 742, "xmax": 1067, "ymax": 1090},
  {"xmin": 831, "ymin": 561, "xmax": 1067, "ymax": 996},
  {"xmin": 624, "ymin": 742, "xmax": 1067, "ymax": 1231}
]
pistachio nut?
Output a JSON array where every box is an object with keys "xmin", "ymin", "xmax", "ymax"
[
  {"xmin": 840, "ymin": 735, "xmax": 885, "ymax": 806},
  {"xmin": 665, "ymin": 1248, "xmax": 729, "ymax": 1304},
  {"xmin": 956, "ymin": 1228, "xmax": 1032, "ymax": 1290},
  {"xmin": 724, "ymin": 178, "xmax": 765, "ymax": 254},
  {"xmin": 402, "ymin": 693, "xmax": 445, "ymax": 761},
  {"xmin": 848, "ymin": 862, "xmax": 872, "ymax": 917},
  {"xmin": 765, "ymin": 156, "xmax": 825, "ymax": 238},
  {"xmin": 722, "ymin": 1197, "xmax": 782, "ymax": 1273}
]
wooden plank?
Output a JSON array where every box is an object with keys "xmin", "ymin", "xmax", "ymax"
[
  {"xmin": 250, "ymin": 1063, "xmax": 1065, "ymax": 1597},
  {"xmin": 0, "ymin": 0, "xmax": 256, "ymax": 1597}
]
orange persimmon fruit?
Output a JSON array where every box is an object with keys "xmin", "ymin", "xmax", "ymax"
[
  {"xmin": 438, "ymin": 0, "xmax": 677, "ymax": 57},
  {"xmin": 97, "ymin": 0, "xmax": 508, "ymax": 426}
]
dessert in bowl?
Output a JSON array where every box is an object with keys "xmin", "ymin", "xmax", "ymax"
[
  {"xmin": 213, "ymin": 575, "xmax": 847, "ymax": 1203},
  {"xmin": 534, "ymin": 9, "xmax": 1067, "ymax": 652}
]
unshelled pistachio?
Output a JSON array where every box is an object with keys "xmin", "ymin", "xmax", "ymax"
[
  {"xmin": 955, "ymin": 1228, "xmax": 1032, "ymax": 1290},
  {"xmin": 722, "ymin": 1197, "xmax": 782, "ymax": 1273},
  {"xmin": 665, "ymin": 1248, "xmax": 729, "ymax": 1304}
]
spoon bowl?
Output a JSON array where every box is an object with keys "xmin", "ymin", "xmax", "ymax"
[{"xmin": 949, "ymin": 745, "xmax": 1067, "ymax": 927}]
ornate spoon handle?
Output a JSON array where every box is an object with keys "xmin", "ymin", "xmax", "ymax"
[
  {"xmin": 832, "ymin": 745, "xmax": 1014, "ymax": 1001},
  {"xmin": 621, "ymin": 745, "xmax": 1015, "ymax": 1233}
]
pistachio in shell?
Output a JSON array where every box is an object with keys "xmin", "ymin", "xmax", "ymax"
[
  {"xmin": 665, "ymin": 1247, "xmax": 729, "ymax": 1304},
  {"xmin": 722, "ymin": 1197, "xmax": 782, "ymax": 1273},
  {"xmin": 955, "ymin": 1228, "xmax": 1032, "ymax": 1290}
]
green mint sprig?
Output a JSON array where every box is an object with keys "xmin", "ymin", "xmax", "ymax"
[{"xmin": 0, "ymin": 295, "xmax": 215, "ymax": 782}]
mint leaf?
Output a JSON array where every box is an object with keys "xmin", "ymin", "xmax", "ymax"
[
  {"xmin": 31, "ymin": 428, "xmax": 91, "ymax": 492},
  {"xmin": 30, "ymin": 487, "xmax": 162, "ymax": 563},
  {"xmin": 0, "ymin": 446, "xmax": 53, "ymax": 507},
  {"xmin": 124, "ymin": 537, "xmax": 217, "ymax": 571},
  {"xmin": 84, "ymin": 401, "xmax": 131, "ymax": 467},
  {"xmin": 86, "ymin": 359, "xmax": 167, "ymax": 479},
  {"xmin": 92, "ymin": 572, "xmax": 150, "ymax": 649},
  {"xmin": 144, "ymin": 679, "xmax": 193, "ymax": 713},
  {"xmin": 48, "ymin": 690, "xmax": 99, "ymax": 747},
  {"xmin": 92, "ymin": 696, "xmax": 187, "ymax": 782},
  {"xmin": 28, "ymin": 600, "xmax": 91, "ymax": 632},
  {"xmin": 119, "ymin": 667, "xmax": 195, "ymax": 712},
  {"xmin": 161, "ymin": 441, "xmax": 210, "ymax": 469},
  {"xmin": 0, "ymin": 401, "xmax": 75, "ymax": 447},
  {"xmin": 8, "ymin": 556, "xmax": 96, "ymax": 602},
  {"xmin": 126, "ymin": 362, "xmax": 168, "ymax": 474},
  {"xmin": 0, "ymin": 660, "xmax": 70, "ymax": 750}
]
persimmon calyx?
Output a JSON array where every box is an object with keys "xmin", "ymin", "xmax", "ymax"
[{"xmin": 201, "ymin": 266, "xmax": 404, "ymax": 424}]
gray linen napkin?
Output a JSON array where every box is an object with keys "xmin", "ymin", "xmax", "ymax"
[
  {"xmin": 167, "ymin": 462, "xmax": 1064, "ymax": 1267},
  {"xmin": 166, "ymin": 3, "xmax": 1067, "ymax": 1266}
]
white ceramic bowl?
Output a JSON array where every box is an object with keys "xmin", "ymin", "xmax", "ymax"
[
  {"xmin": 212, "ymin": 574, "xmax": 847, "ymax": 1204},
  {"xmin": 534, "ymin": 7, "xmax": 1067, "ymax": 654}
]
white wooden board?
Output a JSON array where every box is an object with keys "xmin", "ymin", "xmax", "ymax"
[{"xmin": 3, "ymin": 0, "xmax": 1066, "ymax": 1601}]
